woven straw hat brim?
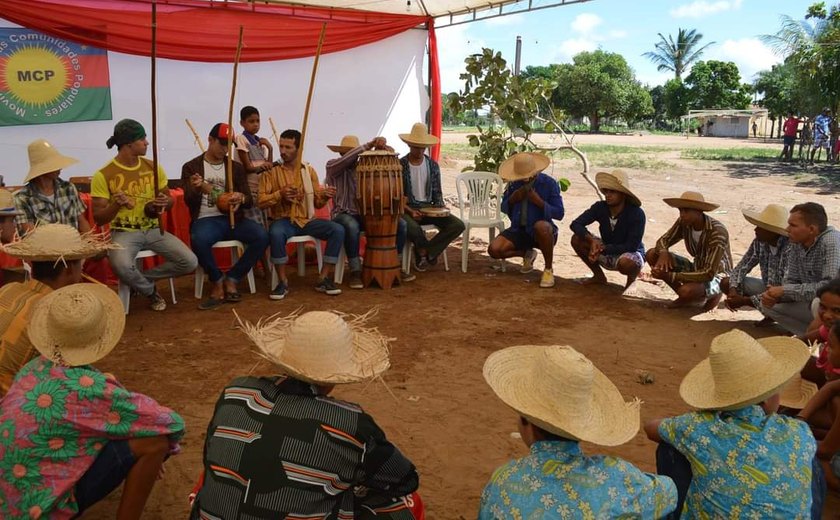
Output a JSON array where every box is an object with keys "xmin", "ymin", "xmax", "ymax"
[
  {"xmin": 663, "ymin": 198, "xmax": 719, "ymax": 212},
  {"xmin": 742, "ymin": 209, "xmax": 789, "ymax": 237},
  {"xmin": 1, "ymin": 246, "xmax": 106, "ymax": 262},
  {"xmin": 498, "ymin": 153, "xmax": 552, "ymax": 182},
  {"xmin": 25, "ymin": 154, "xmax": 79, "ymax": 184},
  {"xmin": 483, "ymin": 346, "xmax": 640, "ymax": 447},
  {"xmin": 779, "ymin": 372, "xmax": 819, "ymax": 409},
  {"xmin": 28, "ymin": 284, "xmax": 124, "ymax": 366},
  {"xmin": 327, "ymin": 145, "xmax": 354, "ymax": 153},
  {"xmin": 680, "ymin": 336, "xmax": 811, "ymax": 410},
  {"xmin": 595, "ymin": 171, "xmax": 641, "ymax": 207},
  {"xmin": 398, "ymin": 134, "xmax": 439, "ymax": 147}
]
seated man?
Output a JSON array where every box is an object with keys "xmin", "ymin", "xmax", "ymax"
[
  {"xmin": 191, "ymin": 310, "xmax": 420, "ymax": 519},
  {"xmin": 181, "ymin": 123, "xmax": 269, "ymax": 310},
  {"xmin": 645, "ymin": 329, "xmax": 821, "ymax": 518},
  {"xmin": 0, "ymin": 223, "xmax": 113, "ymax": 396},
  {"xmin": 0, "ymin": 188, "xmax": 21, "ymax": 244},
  {"xmin": 91, "ymin": 118, "xmax": 198, "ymax": 311},
  {"xmin": 259, "ymin": 129, "xmax": 344, "ymax": 299},
  {"xmin": 14, "ymin": 139, "xmax": 90, "ymax": 234},
  {"xmin": 758, "ymin": 202, "xmax": 840, "ymax": 336},
  {"xmin": 479, "ymin": 344, "xmax": 677, "ymax": 518},
  {"xmin": 570, "ymin": 169, "xmax": 645, "ymax": 289},
  {"xmin": 488, "ymin": 152, "xmax": 564, "ymax": 288},
  {"xmin": 326, "ymin": 134, "xmax": 412, "ymax": 288},
  {"xmin": 646, "ymin": 191, "xmax": 732, "ymax": 311},
  {"xmin": 0, "ymin": 284, "xmax": 185, "ymax": 518},
  {"xmin": 722, "ymin": 204, "xmax": 790, "ymax": 321},
  {"xmin": 399, "ymin": 123, "xmax": 465, "ymax": 271}
]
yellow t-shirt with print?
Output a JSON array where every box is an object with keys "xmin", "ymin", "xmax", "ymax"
[{"xmin": 91, "ymin": 157, "xmax": 167, "ymax": 231}]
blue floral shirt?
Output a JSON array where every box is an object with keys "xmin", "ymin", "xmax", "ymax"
[
  {"xmin": 659, "ymin": 406, "xmax": 816, "ymax": 519},
  {"xmin": 478, "ymin": 440, "xmax": 677, "ymax": 519}
]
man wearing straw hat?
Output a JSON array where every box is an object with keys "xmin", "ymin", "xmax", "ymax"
[
  {"xmin": 0, "ymin": 283, "xmax": 185, "ymax": 518},
  {"xmin": 646, "ymin": 191, "xmax": 732, "ymax": 311},
  {"xmin": 479, "ymin": 344, "xmax": 677, "ymax": 518},
  {"xmin": 91, "ymin": 118, "xmax": 198, "ymax": 311},
  {"xmin": 721, "ymin": 204, "xmax": 791, "ymax": 322},
  {"xmin": 488, "ymin": 152, "xmax": 564, "ymax": 288},
  {"xmin": 399, "ymin": 122, "xmax": 465, "ymax": 271},
  {"xmin": 570, "ymin": 169, "xmax": 645, "ymax": 289},
  {"xmin": 0, "ymin": 223, "xmax": 114, "ymax": 397},
  {"xmin": 645, "ymin": 329, "xmax": 822, "ymax": 518},
  {"xmin": 0, "ymin": 188, "xmax": 22, "ymax": 245},
  {"xmin": 14, "ymin": 138, "xmax": 90, "ymax": 235},
  {"xmin": 190, "ymin": 310, "xmax": 421, "ymax": 519}
]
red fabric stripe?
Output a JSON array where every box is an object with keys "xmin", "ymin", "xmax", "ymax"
[
  {"xmin": 60, "ymin": 54, "xmax": 110, "ymax": 88},
  {"xmin": 427, "ymin": 19, "xmax": 442, "ymax": 162}
]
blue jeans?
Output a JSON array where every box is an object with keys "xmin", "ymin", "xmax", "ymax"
[
  {"xmin": 333, "ymin": 213, "xmax": 407, "ymax": 271},
  {"xmin": 268, "ymin": 218, "xmax": 344, "ymax": 265},
  {"xmin": 73, "ymin": 440, "xmax": 135, "ymax": 517},
  {"xmin": 109, "ymin": 230, "xmax": 198, "ymax": 297},
  {"xmin": 190, "ymin": 216, "xmax": 269, "ymax": 284}
]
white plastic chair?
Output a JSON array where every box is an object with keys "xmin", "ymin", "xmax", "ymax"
[
  {"xmin": 456, "ymin": 171, "xmax": 506, "ymax": 272},
  {"xmin": 194, "ymin": 240, "xmax": 257, "ymax": 299},
  {"xmin": 118, "ymin": 250, "xmax": 178, "ymax": 314},
  {"xmin": 270, "ymin": 235, "xmax": 324, "ymax": 289},
  {"xmin": 402, "ymin": 225, "xmax": 450, "ymax": 274}
]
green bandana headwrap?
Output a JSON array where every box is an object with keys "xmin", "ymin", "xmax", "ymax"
[{"xmin": 106, "ymin": 119, "xmax": 146, "ymax": 149}]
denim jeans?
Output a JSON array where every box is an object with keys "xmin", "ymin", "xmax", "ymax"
[
  {"xmin": 268, "ymin": 218, "xmax": 344, "ymax": 265},
  {"xmin": 190, "ymin": 216, "xmax": 269, "ymax": 284},
  {"xmin": 109, "ymin": 230, "xmax": 198, "ymax": 296},
  {"xmin": 402, "ymin": 214, "xmax": 465, "ymax": 259},
  {"xmin": 333, "ymin": 213, "xmax": 407, "ymax": 271},
  {"xmin": 758, "ymin": 300, "xmax": 815, "ymax": 336},
  {"xmin": 73, "ymin": 440, "xmax": 135, "ymax": 517}
]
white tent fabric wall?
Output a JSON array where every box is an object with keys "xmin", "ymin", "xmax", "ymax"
[{"xmin": 0, "ymin": 21, "xmax": 429, "ymax": 186}]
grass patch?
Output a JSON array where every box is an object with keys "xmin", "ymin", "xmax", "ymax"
[{"xmin": 680, "ymin": 148, "xmax": 779, "ymax": 162}]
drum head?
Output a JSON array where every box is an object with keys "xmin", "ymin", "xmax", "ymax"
[{"xmin": 419, "ymin": 207, "xmax": 450, "ymax": 217}]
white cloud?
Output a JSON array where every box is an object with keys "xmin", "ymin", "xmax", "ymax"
[
  {"xmin": 571, "ymin": 13, "xmax": 602, "ymax": 34},
  {"xmin": 670, "ymin": 0, "xmax": 742, "ymax": 19},
  {"xmin": 556, "ymin": 38, "xmax": 599, "ymax": 60},
  {"xmin": 552, "ymin": 12, "xmax": 624, "ymax": 62},
  {"xmin": 704, "ymin": 37, "xmax": 780, "ymax": 81},
  {"xmin": 436, "ymin": 24, "xmax": 487, "ymax": 93}
]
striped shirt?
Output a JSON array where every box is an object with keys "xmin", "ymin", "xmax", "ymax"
[
  {"xmin": 14, "ymin": 179, "xmax": 87, "ymax": 230},
  {"xmin": 782, "ymin": 227, "xmax": 840, "ymax": 302},
  {"xmin": 191, "ymin": 376, "xmax": 419, "ymax": 520},
  {"xmin": 0, "ymin": 280, "xmax": 51, "ymax": 397},
  {"xmin": 729, "ymin": 237, "xmax": 791, "ymax": 307},
  {"xmin": 656, "ymin": 215, "xmax": 733, "ymax": 283},
  {"xmin": 259, "ymin": 163, "xmax": 329, "ymax": 227}
]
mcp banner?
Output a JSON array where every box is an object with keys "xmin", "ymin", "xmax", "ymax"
[{"xmin": 0, "ymin": 28, "xmax": 112, "ymax": 126}]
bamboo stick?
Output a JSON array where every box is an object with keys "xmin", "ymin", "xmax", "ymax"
[
  {"xmin": 185, "ymin": 118, "xmax": 205, "ymax": 152},
  {"xmin": 269, "ymin": 117, "xmax": 281, "ymax": 148},
  {"xmin": 150, "ymin": 0, "xmax": 164, "ymax": 235},
  {"xmin": 294, "ymin": 23, "xmax": 327, "ymax": 207},
  {"xmin": 226, "ymin": 26, "xmax": 245, "ymax": 229}
]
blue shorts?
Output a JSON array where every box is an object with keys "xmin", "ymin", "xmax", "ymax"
[
  {"xmin": 74, "ymin": 440, "xmax": 135, "ymax": 514},
  {"xmin": 671, "ymin": 253, "xmax": 722, "ymax": 297},
  {"xmin": 501, "ymin": 226, "xmax": 557, "ymax": 252},
  {"xmin": 783, "ymin": 135, "xmax": 796, "ymax": 146}
]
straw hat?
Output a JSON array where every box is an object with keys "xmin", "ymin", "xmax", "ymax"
[
  {"xmin": 25, "ymin": 139, "xmax": 79, "ymax": 183},
  {"xmin": 498, "ymin": 152, "xmax": 551, "ymax": 182},
  {"xmin": 0, "ymin": 189, "xmax": 22, "ymax": 216},
  {"xmin": 595, "ymin": 170, "xmax": 641, "ymax": 206},
  {"xmin": 399, "ymin": 123, "xmax": 439, "ymax": 147},
  {"xmin": 28, "ymin": 283, "xmax": 125, "ymax": 366},
  {"xmin": 742, "ymin": 204, "xmax": 789, "ymax": 237},
  {"xmin": 238, "ymin": 310, "xmax": 392, "ymax": 384},
  {"xmin": 779, "ymin": 372, "xmax": 819, "ymax": 409},
  {"xmin": 1, "ymin": 223, "xmax": 115, "ymax": 261},
  {"xmin": 327, "ymin": 135, "xmax": 361, "ymax": 154},
  {"xmin": 663, "ymin": 191, "xmax": 719, "ymax": 212},
  {"xmin": 679, "ymin": 329, "xmax": 811, "ymax": 411},
  {"xmin": 483, "ymin": 345, "xmax": 640, "ymax": 446}
]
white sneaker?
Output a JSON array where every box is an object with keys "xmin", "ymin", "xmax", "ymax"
[
  {"xmin": 539, "ymin": 269, "xmax": 555, "ymax": 288},
  {"xmin": 520, "ymin": 249, "xmax": 538, "ymax": 273}
]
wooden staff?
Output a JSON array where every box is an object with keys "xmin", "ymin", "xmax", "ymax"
[
  {"xmin": 150, "ymin": 0, "xmax": 164, "ymax": 235},
  {"xmin": 269, "ymin": 117, "xmax": 281, "ymax": 148},
  {"xmin": 293, "ymin": 23, "xmax": 327, "ymax": 191},
  {"xmin": 185, "ymin": 118, "xmax": 205, "ymax": 152},
  {"xmin": 226, "ymin": 26, "xmax": 245, "ymax": 229}
]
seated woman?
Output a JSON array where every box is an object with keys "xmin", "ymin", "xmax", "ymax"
[{"xmin": 0, "ymin": 284, "xmax": 185, "ymax": 519}]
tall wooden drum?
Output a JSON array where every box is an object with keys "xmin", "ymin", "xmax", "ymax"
[{"xmin": 356, "ymin": 151, "xmax": 403, "ymax": 289}]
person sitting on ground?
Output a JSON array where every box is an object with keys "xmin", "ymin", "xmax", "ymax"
[
  {"xmin": 91, "ymin": 118, "xmax": 198, "ymax": 311},
  {"xmin": 181, "ymin": 123, "xmax": 269, "ymax": 310},
  {"xmin": 570, "ymin": 169, "xmax": 645, "ymax": 289},
  {"xmin": 190, "ymin": 309, "xmax": 421, "ymax": 520},
  {"xmin": 645, "ymin": 329, "xmax": 822, "ymax": 519},
  {"xmin": 0, "ymin": 223, "xmax": 115, "ymax": 397},
  {"xmin": 259, "ymin": 129, "xmax": 344, "ymax": 299},
  {"xmin": 479, "ymin": 344, "xmax": 677, "ymax": 518},
  {"xmin": 799, "ymin": 279, "xmax": 840, "ymax": 389},
  {"xmin": 758, "ymin": 202, "xmax": 840, "ymax": 336},
  {"xmin": 0, "ymin": 283, "xmax": 185, "ymax": 519},
  {"xmin": 399, "ymin": 122, "xmax": 465, "ymax": 271},
  {"xmin": 235, "ymin": 105, "xmax": 273, "ymax": 226},
  {"xmin": 721, "ymin": 203, "xmax": 791, "ymax": 323},
  {"xmin": 326, "ymin": 134, "xmax": 413, "ymax": 288},
  {"xmin": 0, "ymin": 188, "xmax": 22, "ymax": 244},
  {"xmin": 488, "ymin": 152, "xmax": 564, "ymax": 288},
  {"xmin": 646, "ymin": 191, "xmax": 732, "ymax": 311},
  {"xmin": 14, "ymin": 139, "xmax": 90, "ymax": 235}
]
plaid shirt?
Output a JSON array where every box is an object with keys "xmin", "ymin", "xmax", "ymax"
[
  {"xmin": 782, "ymin": 227, "xmax": 840, "ymax": 302},
  {"xmin": 400, "ymin": 155, "xmax": 443, "ymax": 208},
  {"xmin": 656, "ymin": 214, "xmax": 733, "ymax": 283},
  {"xmin": 729, "ymin": 237, "xmax": 791, "ymax": 307},
  {"xmin": 13, "ymin": 179, "xmax": 86, "ymax": 229}
]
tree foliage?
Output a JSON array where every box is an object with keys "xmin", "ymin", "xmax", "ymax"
[
  {"xmin": 643, "ymin": 28, "xmax": 714, "ymax": 80},
  {"xmin": 684, "ymin": 60, "xmax": 752, "ymax": 110},
  {"xmin": 663, "ymin": 78, "xmax": 691, "ymax": 120},
  {"xmin": 753, "ymin": 63, "xmax": 798, "ymax": 119}
]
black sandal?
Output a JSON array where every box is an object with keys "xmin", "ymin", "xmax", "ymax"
[
  {"xmin": 224, "ymin": 291, "xmax": 242, "ymax": 303},
  {"xmin": 198, "ymin": 297, "xmax": 224, "ymax": 310}
]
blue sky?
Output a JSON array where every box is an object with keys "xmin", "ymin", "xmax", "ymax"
[{"xmin": 436, "ymin": 0, "xmax": 816, "ymax": 93}]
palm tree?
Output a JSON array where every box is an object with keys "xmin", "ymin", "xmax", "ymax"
[{"xmin": 643, "ymin": 28, "xmax": 715, "ymax": 80}]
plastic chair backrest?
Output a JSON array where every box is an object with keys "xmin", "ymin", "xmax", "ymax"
[{"xmin": 455, "ymin": 171, "xmax": 503, "ymax": 222}]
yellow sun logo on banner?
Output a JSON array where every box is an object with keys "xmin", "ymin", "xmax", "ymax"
[{"xmin": 0, "ymin": 45, "xmax": 70, "ymax": 106}]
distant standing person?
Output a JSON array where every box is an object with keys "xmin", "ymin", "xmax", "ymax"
[
  {"xmin": 752, "ymin": 120, "xmax": 758, "ymax": 138},
  {"xmin": 810, "ymin": 107, "xmax": 832, "ymax": 163},
  {"xmin": 781, "ymin": 112, "xmax": 802, "ymax": 161}
]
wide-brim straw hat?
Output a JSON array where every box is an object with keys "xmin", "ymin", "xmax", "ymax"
[
  {"xmin": 327, "ymin": 135, "xmax": 361, "ymax": 153},
  {"xmin": 742, "ymin": 204, "xmax": 789, "ymax": 237},
  {"xmin": 25, "ymin": 139, "xmax": 79, "ymax": 183},
  {"xmin": 498, "ymin": 152, "xmax": 551, "ymax": 182},
  {"xmin": 1, "ymin": 223, "xmax": 116, "ymax": 262},
  {"xmin": 483, "ymin": 345, "xmax": 640, "ymax": 447},
  {"xmin": 595, "ymin": 170, "xmax": 641, "ymax": 206},
  {"xmin": 779, "ymin": 372, "xmax": 819, "ymax": 409},
  {"xmin": 0, "ymin": 189, "xmax": 22, "ymax": 216},
  {"xmin": 399, "ymin": 123, "xmax": 439, "ymax": 147},
  {"xmin": 663, "ymin": 191, "xmax": 719, "ymax": 212},
  {"xmin": 680, "ymin": 329, "xmax": 811, "ymax": 410},
  {"xmin": 29, "ymin": 283, "xmax": 125, "ymax": 366},
  {"xmin": 238, "ymin": 309, "xmax": 392, "ymax": 384}
]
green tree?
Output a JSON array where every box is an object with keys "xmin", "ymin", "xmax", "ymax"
[
  {"xmin": 643, "ymin": 28, "xmax": 715, "ymax": 80},
  {"xmin": 663, "ymin": 78, "xmax": 691, "ymax": 120},
  {"xmin": 684, "ymin": 60, "xmax": 752, "ymax": 109},
  {"xmin": 753, "ymin": 63, "xmax": 798, "ymax": 136}
]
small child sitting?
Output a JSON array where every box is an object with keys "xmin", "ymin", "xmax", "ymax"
[{"xmin": 801, "ymin": 279, "xmax": 840, "ymax": 388}]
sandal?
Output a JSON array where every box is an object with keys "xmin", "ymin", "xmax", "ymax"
[{"xmin": 224, "ymin": 291, "xmax": 242, "ymax": 303}]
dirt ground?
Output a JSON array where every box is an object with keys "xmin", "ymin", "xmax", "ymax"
[{"xmin": 89, "ymin": 133, "xmax": 840, "ymax": 519}]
